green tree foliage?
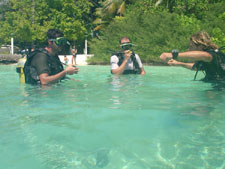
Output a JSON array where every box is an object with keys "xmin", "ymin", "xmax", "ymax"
[
  {"xmin": 0, "ymin": 0, "xmax": 93, "ymax": 48},
  {"xmin": 89, "ymin": 11, "xmax": 196, "ymax": 64},
  {"xmin": 0, "ymin": 0, "xmax": 11, "ymax": 21},
  {"xmin": 93, "ymin": 0, "xmax": 135, "ymax": 31},
  {"xmin": 200, "ymin": 2, "xmax": 225, "ymax": 46},
  {"xmin": 0, "ymin": 0, "xmax": 224, "ymax": 62},
  {"xmin": 88, "ymin": 1, "xmax": 225, "ymax": 64}
]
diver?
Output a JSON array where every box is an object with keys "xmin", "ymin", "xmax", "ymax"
[
  {"xmin": 110, "ymin": 37, "xmax": 146, "ymax": 75},
  {"xmin": 23, "ymin": 29, "xmax": 78, "ymax": 85},
  {"xmin": 160, "ymin": 31, "xmax": 225, "ymax": 82}
]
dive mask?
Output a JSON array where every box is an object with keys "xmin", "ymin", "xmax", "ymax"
[
  {"xmin": 49, "ymin": 37, "xmax": 70, "ymax": 47},
  {"xmin": 49, "ymin": 37, "xmax": 71, "ymax": 55},
  {"xmin": 120, "ymin": 42, "xmax": 133, "ymax": 50}
]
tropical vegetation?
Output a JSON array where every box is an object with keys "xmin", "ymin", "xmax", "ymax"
[{"xmin": 0, "ymin": 0, "xmax": 224, "ymax": 64}]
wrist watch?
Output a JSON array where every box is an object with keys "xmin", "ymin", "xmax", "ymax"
[{"xmin": 172, "ymin": 49, "xmax": 179, "ymax": 60}]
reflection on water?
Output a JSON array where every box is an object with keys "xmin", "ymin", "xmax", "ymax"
[{"xmin": 0, "ymin": 65, "xmax": 224, "ymax": 169}]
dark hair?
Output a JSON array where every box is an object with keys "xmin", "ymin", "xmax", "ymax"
[
  {"xmin": 47, "ymin": 29, "xmax": 63, "ymax": 40},
  {"xmin": 46, "ymin": 29, "xmax": 63, "ymax": 46},
  {"xmin": 120, "ymin": 37, "xmax": 131, "ymax": 44}
]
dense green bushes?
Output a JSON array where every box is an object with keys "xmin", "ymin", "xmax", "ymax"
[
  {"xmin": 0, "ymin": 0, "xmax": 224, "ymax": 63},
  {"xmin": 0, "ymin": 0, "xmax": 93, "ymax": 49},
  {"xmin": 88, "ymin": 2, "xmax": 225, "ymax": 64}
]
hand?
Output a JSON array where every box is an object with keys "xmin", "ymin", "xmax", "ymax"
[
  {"xmin": 65, "ymin": 65, "xmax": 79, "ymax": 75},
  {"xmin": 160, "ymin": 52, "xmax": 172, "ymax": 62},
  {"xmin": 167, "ymin": 59, "xmax": 180, "ymax": 66},
  {"xmin": 124, "ymin": 50, "xmax": 132, "ymax": 60}
]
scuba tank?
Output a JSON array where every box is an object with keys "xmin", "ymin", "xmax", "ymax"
[{"xmin": 16, "ymin": 56, "xmax": 27, "ymax": 83}]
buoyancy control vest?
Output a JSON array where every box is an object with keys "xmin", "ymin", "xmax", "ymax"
[
  {"xmin": 192, "ymin": 47, "xmax": 225, "ymax": 81},
  {"xmin": 16, "ymin": 57, "xmax": 27, "ymax": 83},
  {"xmin": 115, "ymin": 51, "xmax": 141, "ymax": 74},
  {"xmin": 23, "ymin": 49, "xmax": 64, "ymax": 85}
]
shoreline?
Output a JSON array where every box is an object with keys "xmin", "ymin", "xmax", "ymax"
[
  {"xmin": 0, "ymin": 54, "xmax": 168, "ymax": 66},
  {"xmin": 87, "ymin": 61, "xmax": 168, "ymax": 66},
  {"xmin": 0, "ymin": 54, "xmax": 21, "ymax": 64}
]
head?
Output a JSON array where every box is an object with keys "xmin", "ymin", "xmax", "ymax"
[
  {"xmin": 120, "ymin": 37, "xmax": 133, "ymax": 51},
  {"xmin": 46, "ymin": 29, "xmax": 71, "ymax": 55},
  {"xmin": 189, "ymin": 31, "xmax": 218, "ymax": 51},
  {"xmin": 71, "ymin": 45, "xmax": 77, "ymax": 55}
]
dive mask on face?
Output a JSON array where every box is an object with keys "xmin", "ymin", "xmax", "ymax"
[
  {"xmin": 120, "ymin": 42, "xmax": 133, "ymax": 50},
  {"xmin": 49, "ymin": 37, "xmax": 71, "ymax": 55},
  {"xmin": 50, "ymin": 37, "xmax": 70, "ymax": 47}
]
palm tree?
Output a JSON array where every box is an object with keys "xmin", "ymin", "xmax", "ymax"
[
  {"xmin": 93, "ymin": 0, "xmax": 130, "ymax": 31},
  {"xmin": 93, "ymin": 0, "xmax": 170, "ymax": 31},
  {"xmin": 154, "ymin": 0, "xmax": 177, "ymax": 12},
  {"xmin": 155, "ymin": 0, "xmax": 163, "ymax": 8}
]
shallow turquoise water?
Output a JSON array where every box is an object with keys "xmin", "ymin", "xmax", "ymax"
[{"xmin": 0, "ymin": 65, "xmax": 224, "ymax": 169}]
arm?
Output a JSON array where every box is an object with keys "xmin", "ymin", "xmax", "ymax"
[
  {"xmin": 160, "ymin": 51, "xmax": 212, "ymax": 63},
  {"xmin": 140, "ymin": 67, "xmax": 146, "ymax": 75},
  {"xmin": 135, "ymin": 53, "xmax": 146, "ymax": 75},
  {"xmin": 111, "ymin": 50, "xmax": 132, "ymax": 75},
  {"xmin": 167, "ymin": 59, "xmax": 194, "ymax": 70},
  {"xmin": 111, "ymin": 59, "xmax": 129, "ymax": 74},
  {"xmin": 39, "ymin": 65, "xmax": 78, "ymax": 85}
]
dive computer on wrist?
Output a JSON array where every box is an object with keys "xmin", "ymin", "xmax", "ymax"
[{"xmin": 172, "ymin": 49, "xmax": 179, "ymax": 60}]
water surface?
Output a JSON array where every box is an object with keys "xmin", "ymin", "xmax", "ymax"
[{"xmin": 0, "ymin": 65, "xmax": 224, "ymax": 169}]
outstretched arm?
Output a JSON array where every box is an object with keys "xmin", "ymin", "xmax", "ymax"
[
  {"xmin": 167, "ymin": 59, "xmax": 194, "ymax": 70},
  {"xmin": 160, "ymin": 51, "xmax": 212, "ymax": 63}
]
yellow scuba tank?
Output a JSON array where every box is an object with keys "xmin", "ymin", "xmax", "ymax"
[{"xmin": 16, "ymin": 57, "xmax": 27, "ymax": 83}]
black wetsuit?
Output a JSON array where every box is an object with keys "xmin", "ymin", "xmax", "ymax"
[{"xmin": 193, "ymin": 50, "xmax": 225, "ymax": 82}]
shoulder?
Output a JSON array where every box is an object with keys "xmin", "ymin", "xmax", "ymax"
[
  {"xmin": 134, "ymin": 53, "xmax": 141, "ymax": 61},
  {"xmin": 31, "ymin": 51, "xmax": 49, "ymax": 64},
  {"xmin": 31, "ymin": 49, "xmax": 48, "ymax": 57},
  {"xmin": 135, "ymin": 53, "xmax": 140, "ymax": 58},
  {"xmin": 34, "ymin": 51, "xmax": 48, "ymax": 58},
  {"xmin": 203, "ymin": 50, "xmax": 216, "ymax": 62},
  {"xmin": 111, "ymin": 54, "xmax": 119, "ymax": 58},
  {"xmin": 111, "ymin": 55, "xmax": 119, "ymax": 61},
  {"xmin": 207, "ymin": 49, "xmax": 224, "ymax": 62},
  {"xmin": 206, "ymin": 49, "xmax": 217, "ymax": 56}
]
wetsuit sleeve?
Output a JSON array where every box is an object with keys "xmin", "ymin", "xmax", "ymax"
[
  {"xmin": 110, "ymin": 55, "xmax": 119, "ymax": 70},
  {"xmin": 31, "ymin": 52, "xmax": 50, "ymax": 75},
  {"xmin": 192, "ymin": 63, "xmax": 197, "ymax": 70},
  {"xmin": 135, "ymin": 54, "xmax": 143, "ymax": 68}
]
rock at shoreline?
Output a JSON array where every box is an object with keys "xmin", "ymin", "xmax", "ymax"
[{"xmin": 0, "ymin": 54, "xmax": 21, "ymax": 64}]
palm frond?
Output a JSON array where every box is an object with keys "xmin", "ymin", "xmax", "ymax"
[{"xmin": 117, "ymin": 1, "xmax": 125, "ymax": 16}]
